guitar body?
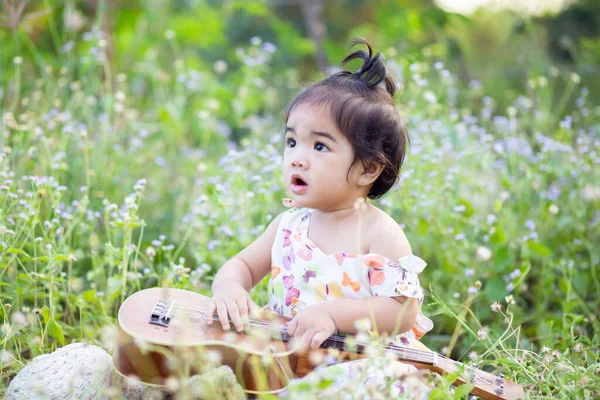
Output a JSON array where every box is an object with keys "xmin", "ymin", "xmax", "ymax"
[
  {"xmin": 114, "ymin": 287, "xmax": 298, "ymax": 394},
  {"xmin": 114, "ymin": 287, "xmax": 525, "ymax": 399}
]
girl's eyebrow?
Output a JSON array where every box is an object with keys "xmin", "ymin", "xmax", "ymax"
[{"xmin": 285, "ymin": 126, "xmax": 337, "ymax": 144}]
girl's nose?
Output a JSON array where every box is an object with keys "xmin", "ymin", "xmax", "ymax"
[{"xmin": 291, "ymin": 158, "xmax": 307, "ymax": 169}]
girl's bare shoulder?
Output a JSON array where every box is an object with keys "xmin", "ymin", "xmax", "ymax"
[{"xmin": 363, "ymin": 204, "xmax": 412, "ymax": 260}]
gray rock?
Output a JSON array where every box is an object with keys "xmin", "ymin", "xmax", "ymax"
[
  {"xmin": 6, "ymin": 342, "xmax": 113, "ymax": 399},
  {"xmin": 7, "ymin": 342, "xmax": 246, "ymax": 400}
]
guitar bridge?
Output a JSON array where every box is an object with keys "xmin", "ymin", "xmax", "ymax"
[{"xmin": 149, "ymin": 300, "xmax": 178, "ymax": 327}]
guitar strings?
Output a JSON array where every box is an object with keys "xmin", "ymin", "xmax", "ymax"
[
  {"xmin": 167, "ymin": 306, "xmax": 443, "ymax": 363},
  {"xmin": 153, "ymin": 303, "xmax": 500, "ymax": 388},
  {"xmin": 164, "ymin": 308, "xmax": 438, "ymax": 364}
]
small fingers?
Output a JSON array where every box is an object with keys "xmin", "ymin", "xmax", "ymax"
[
  {"xmin": 286, "ymin": 318, "xmax": 297, "ymax": 336},
  {"xmin": 247, "ymin": 297, "xmax": 260, "ymax": 319},
  {"xmin": 301, "ymin": 330, "xmax": 316, "ymax": 350},
  {"xmin": 310, "ymin": 331, "xmax": 328, "ymax": 349},
  {"xmin": 206, "ymin": 300, "xmax": 216, "ymax": 325},
  {"xmin": 215, "ymin": 300, "xmax": 231, "ymax": 331},
  {"xmin": 238, "ymin": 301, "xmax": 249, "ymax": 331},
  {"xmin": 226, "ymin": 300, "xmax": 244, "ymax": 332},
  {"xmin": 294, "ymin": 326, "xmax": 309, "ymax": 350}
]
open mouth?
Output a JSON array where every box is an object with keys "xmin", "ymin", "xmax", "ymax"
[{"xmin": 291, "ymin": 174, "xmax": 308, "ymax": 186}]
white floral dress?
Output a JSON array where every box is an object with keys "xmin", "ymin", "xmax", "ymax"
[{"xmin": 264, "ymin": 203, "xmax": 434, "ymax": 398}]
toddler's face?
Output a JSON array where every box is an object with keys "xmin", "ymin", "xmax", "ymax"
[{"xmin": 283, "ymin": 103, "xmax": 364, "ymax": 211}]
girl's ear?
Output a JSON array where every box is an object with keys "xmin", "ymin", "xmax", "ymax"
[{"xmin": 357, "ymin": 160, "xmax": 384, "ymax": 187}]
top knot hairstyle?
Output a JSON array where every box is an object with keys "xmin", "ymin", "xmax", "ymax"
[{"xmin": 284, "ymin": 38, "xmax": 409, "ymax": 199}]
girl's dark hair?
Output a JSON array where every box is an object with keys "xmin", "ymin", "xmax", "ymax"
[{"xmin": 284, "ymin": 38, "xmax": 408, "ymax": 199}]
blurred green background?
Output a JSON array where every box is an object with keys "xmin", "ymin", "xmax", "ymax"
[{"xmin": 1, "ymin": 0, "xmax": 599, "ymax": 397}]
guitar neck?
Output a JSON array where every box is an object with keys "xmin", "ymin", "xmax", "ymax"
[{"xmin": 281, "ymin": 331, "xmax": 437, "ymax": 367}]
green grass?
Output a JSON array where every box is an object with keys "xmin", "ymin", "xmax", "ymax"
[{"xmin": 0, "ymin": 5, "xmax": 599, "ymax": 399}]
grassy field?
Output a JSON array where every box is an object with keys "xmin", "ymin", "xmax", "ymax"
[{"xmin": 0, "ymin": 2, "xmax": 599, "ymax": 399}]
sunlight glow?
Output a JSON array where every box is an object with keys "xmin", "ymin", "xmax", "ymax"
[{"xmin": 434, "ymin": 0, "xmax": 576, "ymax": 16}]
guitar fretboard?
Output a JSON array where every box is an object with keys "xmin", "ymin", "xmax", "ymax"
[{"xmin": 280, "ymin": 330, "xmax": 435, "ymax": 365}]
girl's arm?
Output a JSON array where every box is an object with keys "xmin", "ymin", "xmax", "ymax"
[
  {"xmin": 286, "ymin": 297, "xmax": 418, "ymax": 349},
  {"xmin": 208, "ymin": 212, "xmax": 284, "ymax": 332},
  {"xmin": 315, "ymin": 295, "xmax": 419, "ymax": 335}
]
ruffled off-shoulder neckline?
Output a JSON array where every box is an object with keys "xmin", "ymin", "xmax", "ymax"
[{"xmin": 282, "ymin": 198, "xmax": 427, "ymax": 274}]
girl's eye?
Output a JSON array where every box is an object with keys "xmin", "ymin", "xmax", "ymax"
[
  {"xmin": 286, "ymin": 138, "xmax": 296, "ymax": 148},
  {"xmin": 314, "ymin": 142, "xmax": 329, "ymax": 152}
]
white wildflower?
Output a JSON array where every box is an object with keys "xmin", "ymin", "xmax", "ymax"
[
  {"xmin": 164, "ymin": 30, "xmax": 176, "ymax": 40},
  {"xmin": 476, "ymin": 246, "xmax": 492, "ymax": 261},
  {"xmin": 214, "ymin": 60, "xmax": 228, "ymax": 74},
  {"xmin": 477, "ymin": 327, "xmax": 489, "ymax": 341},
  {"xmin": 423, "ymin": 90, "xmax": 437, "ymax": 104}
]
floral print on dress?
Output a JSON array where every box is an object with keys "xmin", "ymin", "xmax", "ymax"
[
  {"xmin": 266, "ymin": 201, "xmax": 434, "ymax": 399},
  {"xmin": 342, "ymin": 272, "xmax": 361, "ymax": 292},
  {"xmin": 282, "ymin": 229, "xmax": 292, "ymax": 247},
  {"xmin": 334, "ymin": 252, "xmax": 358, "ymax": 265},
  {"xmin": 282, "ymin": 245, "xmax": 295, "ymax": 271},
  {"xmin": 296, "ymin": 243, "xmax": 316, "ymax": 261},
  {"xmin": 315, "ymin": 280, "xmax": 345, "ymax": 301},
  {"xmin": 265, "ymin": 204, "xmax": 433, "ymax": 341}
]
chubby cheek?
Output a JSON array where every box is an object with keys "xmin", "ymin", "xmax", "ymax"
[{"xmin": 281, "ymin": 155, "xmax": 292, "ymax": 174}]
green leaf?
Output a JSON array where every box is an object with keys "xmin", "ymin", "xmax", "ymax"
[
  {"xmin": 485, "ymin": 278, "xmax": 506, "ymax": 300},
  {"xmin": 417, "ymin": 217, "xmax": 429, "ymax": 236},
  {"xmin": 107, "ymin": 277, "xmax": 121, "ymax": 298},
  {"xmin": 490, "ymin": 226, "xmax": 507, "ymax": 245},
  {"xmin": 82, "ymin": 290, "xmax": 99, "ymax": 304},
  {"xmin": 445, "ymin": 368, "xmax": 463, "ymax": 385},
  {"xmin": 317, "ymin": 378, "xmax": 334, "ymax": 389},
  {"xmin": 429, "ymin": 387, "xmax": 451, "ymax": 400},
  {"xmin": 40, "ymin": 305, "xmax": 50, "ymax": 324},
  {"xmin": 454, "ymin": 383, "xmax": 474, "ymax": 399},
  {"xmin": 47, "ymin": 318, "xmax": 65, "ymax": 346},
  {"xmin": 527, "ymin": 241, "xmax": 552, "ymax": 258},
  {"xmin": 293, "ymin": 381, "xmax": 313, "ymax": 392},
  {"xmin": 54, "ymin": 255, "xmax": 72, "ymax": 261},
  {"xmin": 492, "ymin": 246, "xmax": 512, "ymax": 270},
  {"xmin": 493, "ymin": 199, "xmax": 502, "ymax": 212},
  {"xmin": 457, "ymin": 198, "xmax": 474, "ymax": 218},
  {"xmin": 6, "ymin": 248, "xmax": 30, "ymax": 257},
  {"xmin": 24, "ymin": 256, "xmax": 50, "ymax": 262}
]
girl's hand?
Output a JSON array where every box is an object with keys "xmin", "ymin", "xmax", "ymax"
[
  {"xmin": 286, "ymin": 304, "xmax": 337, "ymax": 350},
  {"xmin": 207, "ymin": 283, "xmax": 259, "ymax": 332}
]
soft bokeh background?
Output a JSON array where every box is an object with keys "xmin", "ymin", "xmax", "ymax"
[{"xmin": 0, "ymin": 0, "xmax": 599, "ymax": 397}]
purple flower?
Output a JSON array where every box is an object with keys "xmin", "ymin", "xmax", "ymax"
[
  {"xmin": 302, "ymin": 269, "xmax": 316, "ymax": 283},
  {"xmin": 512, "ymin": 269, "xmax": 521, "ymax": 279},
  {"xmin": 399, "ymin": 335, "xmax": 410, "ymax": 346},
  {"xmin": 282, "ymin": 246, "xmax": 295, "ymax": 271}
]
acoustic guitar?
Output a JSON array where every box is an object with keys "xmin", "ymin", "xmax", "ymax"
[{"xmin": 113, "ymin": 287, "xmax": 524, "ymax": 399}]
